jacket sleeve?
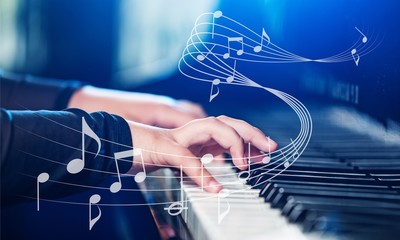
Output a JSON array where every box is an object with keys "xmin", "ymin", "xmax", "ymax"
[
  {"xmin": 0, "ymin": 71, "xmax": 83, "ymax": 110},
  {"xmin": 0, "ymin": 108, "xmax": 134, "ymax": 206}
]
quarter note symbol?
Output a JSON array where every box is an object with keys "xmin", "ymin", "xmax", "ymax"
[
  {"xmin": 209, "ymin": 78, "xmax": 221, "ymax": 102},
  {"xmin": 262, "ymin": 136, "xmax": 271, "ymax": 164},
  {"xmin": 281, "ymin": 150, "xmax": 290, "ymax": 168},
  {"xmin": 355, "ymin": 27, "xmax": 368, "ymax": 43},
  {"xmin": 290, "ymin": 138, "xmax": 300, "ymax": 159},
  {"xmin": 133, "ymin": 148, "xmax": 147, "ymax": 183},
  {"xmin": 212, "ymin": 11, "xmax": 223, "ymax": 39},
  {"xmin": 67, "ymin": 117, "xmax": 101, "ymax": 174},
  {"xmin": 238, "ymin": 142, "xmax": 251, "ymax": 182},
  {"xmin": 253, "ymin": 28, "xmax": 271, "ymax": 53},
  {"xmin": 223, "ymin": 37, "xmax": 244, "ymax": 59},
  {"xmin": 37, "ymin": 172, "xmax": 49, "ymax": 211},
  {"xmin": 164, "ymin": 165, "xmax": 188, "ymax": 216},
  {"xmin": 89, "ymin": 194, "xmax": 102, "ymax": 230},
  {"xmin": 226, "ymin": 60, "xmax": 236, "ymax": 83},
  {"xmin": 197, "ymin": 45, "xmax": 216, "ymax": 61},
  {"xmin": 201, "ymin": 153, "xmax": 214, "ymax": 191},
  {"xmin": 218, "ymin": 189, "xmax": 230, "ymax": 224}
]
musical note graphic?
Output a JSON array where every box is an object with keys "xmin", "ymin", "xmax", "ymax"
[
  {"xmin": 351, "ymin": 27, "xmax": 368, "ymax": 66},
  {"xmin": 164, "ymin": 165, "xmax": 188, "ymax": 216},
  {"xmin": 262, "ymin": 136, "xmax": 272, "ymax": 164},
  {"xmin": 253, "ymin": 28, "xmax": 271, "ymax": 53},
  {"xmin": 37, "ymin": 172, "xmax": 49, "ymax": 211},
  {"xmin": 89, "ymin": 194, "xmax": 102, "ymax": 230},
  {"xmin": 238, "ymin": 142, "xmax": 252, "ymax": 182},
  {"xmin": 217, "ymin": 189, "xmax": 230, "ymax": 224},
  {"xmin": 67, "ymin": 117, "xmax": 101, "ymax": 174},
  {"xmin": 223, "ymin": 37, "xmax": 244, "ymax": 59},
  {"xmin": 282, "ymin": 150, "xmax": 290, "ymax": 168},
  {"xmin": 209, "ymin": 78, "xmax": 221, "ymax": 102},
  {"xmin": 290, "ymin": 138, "xmax": 300, "ymax": 159},
  {"xmin": 133, "ymin": 148, "xmax": 147, "ymax": 183},
  {"xmin": 212, "ymin": 11, "xmax": 223, "ymax": 39},
  {"xmin": 351, "ymin": 48, "xmax": 360, "ymax": 66},
  {"xmin": 200, "ymin": 153, "xmax": 214, "ymax": 191},
  {"xmin": 226, "ymin": 60, "xmax": 236, "ymax": 83},
  {"xmin": 109, "ymin": 150, "xmax": 127, "ymax": 193},
  {"xmin": 197, "ymin": 45, "xmax": 216, "ymax": 61},
  {"xmin": 355, "ymin": 27, "xmax": 368, "ymax": 43}
]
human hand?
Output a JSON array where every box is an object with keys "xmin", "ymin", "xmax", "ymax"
[
  {"xmin": 127, "ymin": 115, "xmax": 277, "ymax": 193},
  {"xmin": 68, "ymin": 86, "xmax": 206, "ymax": 128}
]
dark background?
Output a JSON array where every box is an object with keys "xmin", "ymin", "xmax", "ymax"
[{"xmin": 1, "ymin": 0, "xmax": 399, "ymax": 239}]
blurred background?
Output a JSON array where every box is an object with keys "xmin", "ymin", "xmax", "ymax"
[
  {"xmin": 1, "ymin": 0, "xmax": 400, "ymax": 239},
  {"xmin": 1, "ymin": 0, "xmax": 399, "ymax": 123}
]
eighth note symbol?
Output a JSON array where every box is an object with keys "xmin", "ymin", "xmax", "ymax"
[
  {"xmin": 67, "ymin": 117, "xmax": 101, "ymax": 174},
  {"xmin": 253, "ymin": 28, "xmax": 271, "ymax": 53},
  {"xmin": 89, "ymin": 194, "xmax": 102, "ymax": 230},
  {"xmin": 209, "ymin": 78, "xmax": 221, "ymax": 102}
]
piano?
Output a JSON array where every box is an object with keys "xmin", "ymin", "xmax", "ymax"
[{"xmin": 140, "ymin": 104, "xmax": 400, "ymax": 240}]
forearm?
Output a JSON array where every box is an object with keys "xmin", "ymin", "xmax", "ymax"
[
  {"xmin": 0, "ymin": 108, "xmax": 133, "ymax": 206},
  {"xmin": 0, "ymin": 72, "xmax": 83, "ymax": 110}
]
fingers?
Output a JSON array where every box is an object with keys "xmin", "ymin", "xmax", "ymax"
[
  {"xmin": 167, "ymin": 145, "xmax": 222, "ymax": 193},
  {"xmin": 173, "ymin": 115, "xmax": 278, "ymax": 170},
  {"xmin": 216, "ymin": 115, "xmax": 278, "ymax": 153},
  {"xmin": 176, "ymin": 100, "xmax": 207, "ymax": 118},
  {"xmin": 173, "ymin": 117, "xmax": 246, "ymax": 170},
  {"xmin": 155, "ymin": 102, "xmax": 207, "ymax": 128}
]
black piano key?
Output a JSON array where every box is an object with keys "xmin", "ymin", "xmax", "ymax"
[{"xmin": 268, "ymin": 187, "xmax": 400, "ymax": 209}]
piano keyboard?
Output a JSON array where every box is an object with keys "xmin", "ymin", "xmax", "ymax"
[{"xmin": 142, "ymin": 106, "xmax": 400, "ymax": 240}]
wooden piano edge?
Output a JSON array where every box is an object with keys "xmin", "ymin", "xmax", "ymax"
[{"xmin": 138, "ymin": 169, "xmax": 194, "ymax": 240}]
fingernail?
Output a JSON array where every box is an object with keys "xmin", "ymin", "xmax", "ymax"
[
  {"xmin": 209, "ymin": 180, "xmax": 222, "ymax": 192},
  {"xmin": 267, "ymin": 138, "xmax": 277, "ymax": 148}
]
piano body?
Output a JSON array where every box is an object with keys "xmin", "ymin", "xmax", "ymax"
[
  {"xmin": 137, "ymin": 2, "xmax": 400, "ymax": 239},
  {"xmin": 141, "ymin": 105, "xmax": 400, "ymax": 240}
]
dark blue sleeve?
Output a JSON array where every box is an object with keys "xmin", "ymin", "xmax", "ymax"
[
  {"xmin": 0, "ymin": 71, "xmax": 83, "ymax": 110},
  {"xmin": 0, "ymin": 108, "xmax": 134, "ymax": 206}
]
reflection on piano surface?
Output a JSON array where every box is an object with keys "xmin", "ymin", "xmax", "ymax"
[{"xmin": 141, "ymin": 105, "xmax": 400, "ymax": 240}]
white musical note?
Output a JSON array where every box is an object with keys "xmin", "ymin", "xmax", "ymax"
[
  {"xmin": 223, "ymin": 37, "xmax": 244, "ymax": 59},
  {"xmin": 67, "ymin": 117, "xmax": 101, "ymax": 174},
  {"xmin": 262, "ymin": 136, "xmax": 271, "ymax": 164},
  {"xmin": 351, "ymin": 48, "xmax": 360, "ymax": 66},
  {"xmin": 37, "ymin": 172, "xmax": 49, "ymax": 211},
  {"xmin": 89, "ymin": 194, "xmax": 102, "ymax": 230},
  {"xmin": 164, "ymin": 165, "xmax": 188, "ymax": 216},
  {"xmin": 209, "ymin": 78, "xmax": 221, "ymax": 102},
  {"xmin": 238, "ymin": 142, "xmax": 251, "ymax": 182},
  {"xmin": 133, "ymin": 148, "xmax": 146, "ymax": 183},
  {"xmin": 200, "ymin": 153, "xmax": 214, "ymax": 191},
  {"xmin": 355, "ymin": 27, "xmax": 368, "ymax": 43},
  {"xmin": 218, "ymin": 189, "xmax": 230, "ymax": 224},
  {"xmin": 226, "ymin": 60, "xmax": 236, "ymax": 83},
  {"xmin": 212, "ymin": 11, "xmax": 223, "ymax": 39},
  {"xmin": 281, "ymin": 150, "xmax": 290, "ymax": 168},
  {"xmin": 197, "ymin": 45, "xmax": 216, "ymax": 61},
  {"xmin": 290, "ymin": 138, "xmax": 300, "ymax": 159},
  {"xmin": 351, "ymin": 27, "xmax": 368, "ymax": 66},
  {"xmin": 253, "ymin": 28, "xmax": 271, "ymax": 53}
]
